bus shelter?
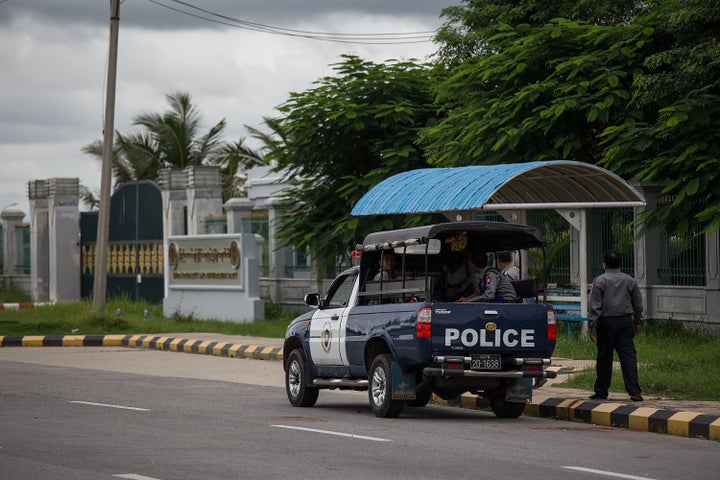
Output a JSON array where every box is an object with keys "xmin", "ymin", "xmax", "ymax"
[{"xmin": 351, "ymin": 160, "xmax": 647, "ymax": 327}]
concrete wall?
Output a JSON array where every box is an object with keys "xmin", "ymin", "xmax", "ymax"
[
  {"xmin": 643, "ymin": 286, "xmax": 719, "ymax": 334},
  {"xmin": 259, "ymin": 277, "xmax": 334, "ymax": 314}
]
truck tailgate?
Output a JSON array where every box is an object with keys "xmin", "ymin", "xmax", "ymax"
[{"xmin": 430, "ymin": 302, "xmax": 554, "ymax": 357}]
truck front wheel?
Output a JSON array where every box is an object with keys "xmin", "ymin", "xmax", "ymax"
[
  {"xmin": 286, "ymin": 349, "xmax": 319, "ymax": 408},
  {"xmin": 489, "ymin": 397, "xmax": 526, "ymax": 418},
  {"xmin": 368, "ymin": 354, "xmax": 404, "ymax": 418}
]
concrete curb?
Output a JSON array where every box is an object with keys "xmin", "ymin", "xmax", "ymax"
[
  {"xmin": 524, "ymin": 398, "xmax": 720, "ymax": 440},
  {"xmin": 0, "ymin": 334, "xmax": 283, "ymax": 361},
  {"xmin": 3, "ymin": 334, "xmax": 718, "ymax": 441},
  {"xmin": 432, "ymin": 393, "xmax": 720, "ymax": 442},
  {"xmin": 0, "ymin": 302, "xmax": 52, "ymax": 309}
]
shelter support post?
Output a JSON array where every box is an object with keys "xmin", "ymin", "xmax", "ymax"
[{"xmin": 556, "ymin": 208, "xmax": 589, "ymax": 337}]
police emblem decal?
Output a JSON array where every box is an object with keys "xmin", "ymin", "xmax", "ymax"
[{"xmin": 321, "ymin": 321, "xmax": 332, "ymax": 353}]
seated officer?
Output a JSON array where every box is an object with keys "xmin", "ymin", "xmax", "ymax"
[
  {"xmin": 374, "ymin": 252, "xmax": 398, "ymax": 281},
  {"xmin": 458, "ymin": 252, "xmax": 518, "ymax": 303}
]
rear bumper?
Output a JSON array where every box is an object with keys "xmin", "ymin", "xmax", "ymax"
[
  {"xmin": 423, "ymin": 356, "xmax": 557, "ymax": 379},
  {"xmin": 423, "ymin": 367, "xmax": 557, "ymax": 379}
]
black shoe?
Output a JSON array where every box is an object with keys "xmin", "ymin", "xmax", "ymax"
[
  {"xmin": 589, "ymin": 393, "xmax": 607, "ymax": 400},
  {"xmin": 630, "ymin": 394, "xmax": 644, "ymax": 402}
]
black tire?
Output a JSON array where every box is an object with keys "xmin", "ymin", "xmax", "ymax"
[
  {"xmin": 488, "ymin": 397, "xmax": 526, "ymax": 418},
  {"xmin": 406, "ymin": 387, "xmax": 433, "ymax": 407},
  {"xmin": 285, "ymin": 349, "xmax": 319, "ymax": 408},
  {"xmin": 368, "ymin": 354, "xmax": 405, "ymax": 418}
]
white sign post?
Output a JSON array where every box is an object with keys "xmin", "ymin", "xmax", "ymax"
[{"xmin": 163, "ymin": 233, "xmax": 263, "ymax": 322}]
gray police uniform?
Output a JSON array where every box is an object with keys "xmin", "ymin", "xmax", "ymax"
[
  {"xmin": 589, "ymin": 268, "xmax": 643, "ymax": 397},
  {"xmin": 467, "ymin": 267, "xmax": 518, "ymax": 303}
]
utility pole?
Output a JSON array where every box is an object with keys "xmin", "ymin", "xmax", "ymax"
[{"xmin": 93, "ymin": 0, "xmax": 120, "ymax": 312}]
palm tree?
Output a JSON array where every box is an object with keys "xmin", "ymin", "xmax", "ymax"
[{"xmin": 82, "ymin": 91, "xmax": 263, "ymax": 201}]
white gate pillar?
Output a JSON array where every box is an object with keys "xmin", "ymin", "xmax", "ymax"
[
  {"xmin": 185, "ymin": 166, "xmax": 222, "ymax": 235},
  {"xmin": 1, "ymin": 206, "xmax": 25, "ymax": 278},
  {"xmin": 28, "ymin": 180, "xmax": 50, "ymax": 301},
  {"xmin": 47, "ymin": 178, "xmax": 80, "ymax": 302}
]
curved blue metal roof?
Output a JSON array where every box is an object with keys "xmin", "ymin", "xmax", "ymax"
[{"xmin": 351, "ymin": 161, "xmax": 645, "ymax": 216}]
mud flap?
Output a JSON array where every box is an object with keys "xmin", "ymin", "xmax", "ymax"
[
  {"xmin": 505, "ymin": 377, "xmax": 533, "ymax": 402},
  {"xmin": 391, "ymin": 361, "xmax": 416, "ymax": 400}
]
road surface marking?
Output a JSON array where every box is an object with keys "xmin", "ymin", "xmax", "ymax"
[
  {"xmin": 272, "ymin": 424, "xmax": 391, "ymax": 442},
  {"xmin": 562, "ymin": 466, "xmax": 658, "ymax": 480},
  {"xmin": 114, "ymin": 475, "xmax": 163, "ymax": 480},
  {"xmin": 69, "ymin": 401, "xmax": 150, "ymax": 411}
]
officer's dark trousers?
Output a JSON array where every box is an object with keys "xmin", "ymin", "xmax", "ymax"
[{"xmin": 594, "ymin": 315, "xmax": 641, "ymax": 397}]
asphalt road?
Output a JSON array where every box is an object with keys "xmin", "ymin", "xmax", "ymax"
[{"xmin": 1, "ymin": 347, "xmax": 718, "ymax": 480}]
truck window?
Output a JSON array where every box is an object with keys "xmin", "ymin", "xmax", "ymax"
[{"xmin": 326, "ymin": 273, "xmax": 357, "ymax": 308}]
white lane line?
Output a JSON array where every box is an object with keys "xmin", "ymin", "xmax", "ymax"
[
  {"xmin": 114, "ymin": 474, "xmax": 163, "ymax": 480},
  {"xmin": 562, "ymin": 466, "xmax": 659, "ymax": 480},
  {"xmin": 271, "ymin": 424, "xmax": 392, "ymax": 442},
  {"xmin": 69, "ymin": 401, "xmax": 150, "ymax": 411}
]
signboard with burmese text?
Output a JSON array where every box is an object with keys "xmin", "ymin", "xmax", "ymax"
[{"xmin": 167, "ymin": 234, "xmax": 243, "ymax": 290}]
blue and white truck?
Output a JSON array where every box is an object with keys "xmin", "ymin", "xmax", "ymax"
[{"xmin": 283, "ymin": 221, "xmax": 557, "ymax": 418}]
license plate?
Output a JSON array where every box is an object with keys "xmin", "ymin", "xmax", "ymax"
[{"xmin": 470, "ymin": 354, "xmax": 501, "ymax": 370}]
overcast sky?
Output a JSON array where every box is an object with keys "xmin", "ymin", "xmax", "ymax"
[{"xmin": 0, "ymin": 0, "xmax": 454, "ymax": 219}]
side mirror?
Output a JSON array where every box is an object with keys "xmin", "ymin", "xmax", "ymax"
[{"xmin": 305, "ymin": 293, "xmax": 321, "ymax": 308}]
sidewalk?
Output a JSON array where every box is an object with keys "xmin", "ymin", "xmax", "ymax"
[{"xmin": 1, "ymin": 332, "xmax": 718, "ymax": 440}]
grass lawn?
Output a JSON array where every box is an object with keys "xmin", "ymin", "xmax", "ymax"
[
  {"xmin": 1, "ymin": 289, "xmax": 718, "ymax": 401},
  {"xmin": 553, "ymin": 320, "xmax": 720, "ymax": 401},
  {"xmin": 0, "ymin": 296, "xmax": 292, "ymax": 339}
]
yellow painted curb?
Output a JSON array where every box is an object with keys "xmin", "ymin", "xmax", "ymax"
[
  {"xmin": 62, "ymin": 335, "xmax": 86, "ymax": 347},
  {"xmin": 591, "ymin": 402, "xmax": 624, "ymax": 426},
  {"xmin": 628, "ymin": 407, "xmax": 660, "ymax": 432},
  {"xmin": 667, "ymin": 411, "xmax": 700, "ymax": 437},
  {"xmin": 709, "ymin": 418, "xmax": 720, "ymax": 441},
  {"xmin": 103, "ymin": 335, "xmax": 126, "ymax": 346},
  {"xmin": 21, "ymin": 336, "xmax": 45, "ymax": 346}
]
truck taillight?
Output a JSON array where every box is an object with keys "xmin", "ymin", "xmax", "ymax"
[
  {"xmin": 547, "ymin": 309, "xmax": 557, "ymax": 340},
  {"xmin": 416, "ymin": 307, "xmax": 432, "ymax": 338}
]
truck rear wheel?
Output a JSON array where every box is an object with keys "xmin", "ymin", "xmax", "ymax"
[
  {"xmin": 286, "ymin": 349, "xmax": 319, "ymax": 408},
  {"xmin": 368, "ymin": 354, "xmax": 404, "ymax": 418},
  {"xmin": 489, "ymin": 397, "xmax": 526, "ymax": 418}
]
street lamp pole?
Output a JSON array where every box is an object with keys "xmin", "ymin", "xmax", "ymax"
[{"xmin": 93, "ymin": 0, "xmax": 120, "ymax": 313}]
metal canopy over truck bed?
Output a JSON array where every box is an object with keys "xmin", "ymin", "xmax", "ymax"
[{"xmin": 357, "ymin": 221, "xmax": 546, "ymax": 252}]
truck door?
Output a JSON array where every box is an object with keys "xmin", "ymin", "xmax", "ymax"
[{"xmin": 309, "ymin": 271, "xmax": 357, "ymax": 365}]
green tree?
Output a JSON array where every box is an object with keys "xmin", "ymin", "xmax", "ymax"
[
  {"xmin": 428, "ymin": 0, "xmax": 720, "ymax": 236},
  {"xmin": 254, "ymin": 55, "xmax": 442, "ymax": 273},
  {"xmin": 601, "ymin": 0, "xmax": 720, "ymax": 234},
  {"xmin": 423, "ymin": 19, "xmax": 651, "ymax": 167},
  {"xmin": 435, "ymin": 0, "xmax": 642, "ymax": 65},
  {"xmin": 82, "ymin": 91, "xmax": 261, "ymax": 201}
]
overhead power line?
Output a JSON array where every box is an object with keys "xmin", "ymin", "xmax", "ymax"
[{"xmin": 148, "ymin": 0, "xmax": 436, "ymax": 44}]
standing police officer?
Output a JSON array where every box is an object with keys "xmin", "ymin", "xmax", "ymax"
[{"xmin": 588, "ymin": 250, "xmax": 644, "ymax": 402}]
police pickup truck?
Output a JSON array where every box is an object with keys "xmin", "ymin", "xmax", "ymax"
[{"xmin": 283, "ymin": 221, "xmax": 557, "ymax": 418}]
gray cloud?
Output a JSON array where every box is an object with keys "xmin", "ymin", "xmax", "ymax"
[
  {"xmin": 1, "ymin": 0, "xmax": 448, "ymax": 29},
  {"xmin": 0, "ymin": 0, "xmax": 455, "ymax": 215}
]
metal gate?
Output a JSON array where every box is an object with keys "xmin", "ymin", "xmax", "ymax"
[{"xmin": 80, "ymin": 181, "xmax": 164, "ymax": 303}]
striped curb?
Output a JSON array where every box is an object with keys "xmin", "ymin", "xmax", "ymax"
[
  {"xmin": 0, "ymin": 302, "xmax": 52, "ymax": 309},
  {"xmin": 433, "ymin": 394, "xmax": 720, "ymax": 441},
  {"xmin": 0, "ymin": 334, "xmax": 283, "ymax": 361}
]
